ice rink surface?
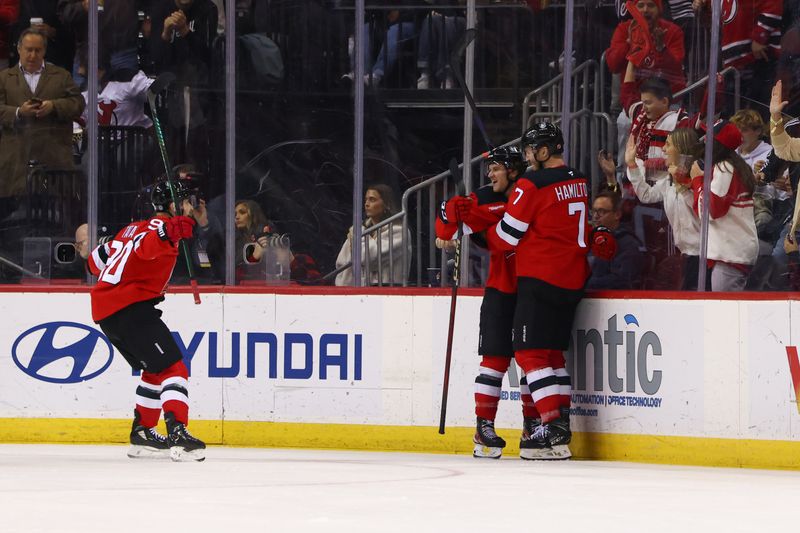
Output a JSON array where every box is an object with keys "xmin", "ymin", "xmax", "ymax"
[{"xmin": 1, "ymin": 444, "xmax": 799, "ymax": 533}]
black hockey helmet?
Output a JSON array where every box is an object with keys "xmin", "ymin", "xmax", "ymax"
[
  {"xmin": 151, "ymin": 178, "xmax": 193, "ymax": 213},
  {"xmin": 522, "ymin": 121, "xmax": 564, "ymax": 155},
  {"xmin": 485, "ymin": 146, "xmax": 526, "ymax": 176}
]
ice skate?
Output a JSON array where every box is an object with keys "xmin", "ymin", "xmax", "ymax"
[
  {"xmin": 127, "ymin": 411, "xmax": 169, "ymax": 459},
  {"xmin": 165, "ymin": 412, "xmax": 206, "ymax": 462},
  {"xmin": 518, "ymin": 416, "xmax": 542, "ymax": 459},
  {"xmin": 473, "ymin": 417, "xmax": 506, "ymax": 459},
  {"xmin": 520, "ymin": 408, "xmax": 571, "ymax": 461}
]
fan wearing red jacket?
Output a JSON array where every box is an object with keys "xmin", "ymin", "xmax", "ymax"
[
  {"xmin": 435, "ymin": 146, "xmax": 541, "ymax": 459},
  {"xmin": 605, "ymin": 0, "xmax": 686, "ymax": 93},
  {"xmin": 87, "ymin": 179, "xmax": 206, "ymax": 462},
  {"xmin": 486, "ymin": 123, "xmax": 592, "ymax": 461}
]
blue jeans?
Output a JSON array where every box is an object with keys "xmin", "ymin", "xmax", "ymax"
[
  {"xmin": 417, "ymin": 13, "xmax": 465, "ymax": 80},
  {"xmin": 352, "ymin": 21, "xmax": 416, "ymax": 78}
]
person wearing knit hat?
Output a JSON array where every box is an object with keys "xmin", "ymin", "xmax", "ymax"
[{"xmin": 688, "ymin": 121, "xmax": 759, "ymax": 291}]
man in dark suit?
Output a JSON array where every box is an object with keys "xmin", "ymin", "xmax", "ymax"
[{"xmin": 0, "ymin": 28, "xmax": 83, "ymax": 222}]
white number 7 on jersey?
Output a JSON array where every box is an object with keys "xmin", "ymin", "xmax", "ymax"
[{"xmin": 568, "ymin": 202, "xmax": 587, "ymax": 248}]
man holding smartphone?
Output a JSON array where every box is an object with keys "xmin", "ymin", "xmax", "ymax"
[{"xmin": 0, "ymin": 28, "xmax": 84, "ymax": 227}]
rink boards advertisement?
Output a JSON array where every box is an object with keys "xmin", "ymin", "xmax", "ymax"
[{"xmin": 1, "ymin": 291, "xmax": 799, "ymax": 448}]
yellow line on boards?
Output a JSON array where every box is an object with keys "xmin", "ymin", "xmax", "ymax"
[{"xmin": 1, "ymin": 418, "xmax": 799, "ymax": 470}]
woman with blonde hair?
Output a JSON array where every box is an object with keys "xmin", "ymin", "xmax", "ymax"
[
  {"xmin": 625, "ymin": 127, "xmax": 703, "ymax": 289},
  {"xmin": 335, "ymin": 184, "xmax": 411, "ymax": 286}
]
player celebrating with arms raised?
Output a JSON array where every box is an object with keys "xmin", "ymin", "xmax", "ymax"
[{"xmin": 87, "ymin": 179, "xmax": 206, "ymax": 462}]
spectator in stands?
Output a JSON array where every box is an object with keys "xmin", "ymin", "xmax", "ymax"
[
  {"xmin": 693, "ymin": 0, "xmax": 781, "ymax": 109},
  {"xmin": 11, "ymin": 0, "xmax": 74, "ymax": 72},
  {"xmin": 57, "ymin": 0, "xmax": 141, "ymax": 90},
  {"xmin": 622, "ymin": 67, "xmax": 687, "ymax": 183},
  {"xmin": 689, "ymin": 121, "xmax": 759, "ymax": 291},
  {"xmin": 81, "ymin": 64, "xmax": 154, "ymax": 127},
  {"xmin": 586, "ymin": 191, "xmax": 645, "ymax": 290},
  {"xmin": 167, "ymin": 176, "xmax": 224, "ymax": 284},
  {"xmin": 416, "ymin": 9, "xmax": 465, "ymax": 89},
  {"xmin": 625, "ymin": 127, "xmax": 703, "ymax": 289},
  {"xmin": 234, "ymin": 198, "xmax": 322, "ymax": 284},
  {"xmin": 234, "ymin": 199, "xmax": 271, "ymax": 265},
  {"xmin": 606, "ymin": 0, "xmax": 686, "ymax": 93},
  {"xmin": 0, "ymin": 1, "xmax": 18, "ymax": 70},
  {"xmin": 0, "ymin": 28, "xmax": 84, "ymax": 222},
  {"xmin": 335, "ymin": 184, "xmax": 411, "ymax": 286},
  {"xmin": 664, "ymin": 0, "xmax": 695, "ymax": 69},
  {"xmin": 342, "ymin": 3, "xmax": 416, "ymax": 87},
  {"xmin": 148, "ymin": 0, "xmax": 218, "ymax": 176},
  {"xmin": 730, "ymin": 109, "xmax": 772, "ymax": 173},
  {"xmin": 783, "ymin": 231, "xmax": 800, "ymax": 291}
]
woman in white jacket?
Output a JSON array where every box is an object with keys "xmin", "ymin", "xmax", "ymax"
[
  {"xmin": 624, "ymin": 128, "xmax": 703, "ymax": 289},
  {"xmin": 335, "ymin": 184, "xmax": 411, "ymax": 286},
  {"xmin": 689, "ymin": 122, "xmax": 759, "ymax": 291}
]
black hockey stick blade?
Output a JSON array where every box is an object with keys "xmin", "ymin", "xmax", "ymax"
[
  {"xmin": 149, "ymin": 71, "xmax": 176, "ymax": 96},
  {"xmin": 449, "ymin": 157, "xmax": 466, "ymax": 197}
]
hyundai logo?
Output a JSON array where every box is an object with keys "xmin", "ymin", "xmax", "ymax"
[{"xmin": 12, "ymin": 322, "xmax": 114, "ymax": 384}]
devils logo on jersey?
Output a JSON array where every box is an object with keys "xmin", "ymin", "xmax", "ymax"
[{"xmin": 722, "ymin": 0, "xmax": 738, "ymax": 25}]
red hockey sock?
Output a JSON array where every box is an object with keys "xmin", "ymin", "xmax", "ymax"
[
  {"xmin": 135, "ymin": 371, "xmax": 163, "ymax": 428},
  {"xmin": 474, "ymin": 355, "xmax": 511, "ymax": 420},
  {"xmin": 516, "ymin": 349, "xmax": 560, "ymax": 423},
  {"xmin": 151, "ymin": 360, "xmax": 190, "ymax": 425}
]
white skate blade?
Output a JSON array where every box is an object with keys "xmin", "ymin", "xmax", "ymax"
[
  {"xmin": 170, "ymin": 446, "xmax": 206, "ymax": 462},
  {"xmin": 520, "ymin": 444, "xmax": 571, "ymax": 461},
  {"xmin": 472, "ymin": 442, "xmax": 502, "ymax": 459},
  {"xmin": 127, "ymin": 445, "xmax": 170, "ymax": 459}
]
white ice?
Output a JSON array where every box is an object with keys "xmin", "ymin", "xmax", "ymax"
[{"xmin": 1, "ymin": 444, "xmax": 799, "ymax": 533}]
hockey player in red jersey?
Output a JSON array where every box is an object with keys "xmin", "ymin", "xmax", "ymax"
[
  {"xmin": 87, "ymin": 179, "xmax": 206, "ymax": 462},
  {"xmin": 487, "ymin": 123, "xmax": 595, "ymax": 460},
  {"xmin": 436, "ymin": 146, "xmax": 542, "ymax": 458}
]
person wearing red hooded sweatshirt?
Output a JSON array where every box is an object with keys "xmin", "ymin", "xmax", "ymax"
[
  {"xmin": 0, "ymin": 0, "xmax": 19, "ymax": 69},
  {"xmin": 606, "ymin": 0, "xmax": 686, "ymax": 94}
]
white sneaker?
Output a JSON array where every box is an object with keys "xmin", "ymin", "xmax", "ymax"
[
  {"xmin": 444, "ymin": 75, "xmax": 455, "ymax": 89},
  {"xmin": 364, "ymin": 74, "xmax": 382, "ymax": 86},
  {"xmin": 417, "ymin": 73, "xmax": 430, "ymax": 89}
]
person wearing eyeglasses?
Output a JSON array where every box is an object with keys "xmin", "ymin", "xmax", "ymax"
[{"xmin": 586, "ymin": 191, "xmax": 645, "ymax": 290}]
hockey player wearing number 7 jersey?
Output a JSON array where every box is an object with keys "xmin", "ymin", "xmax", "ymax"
[
  {"xmin": 435, "ymin": 146, "xmax": 543, "ymax": 459},
  {"xmin": 87, "ymin": 179, "xmax": 206, "ymax": 462},
  {"xmin": 487, "ymin": 122, "xmax": 597, "ymax": 460}
]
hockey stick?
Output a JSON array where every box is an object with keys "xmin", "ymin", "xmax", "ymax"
[
  {"xmin": 449, "ymin": 28, "xmax": 494, "ymax": 150},
  {"xmin": 147, "ymin": 72, "xmax": 201, "ymax": 305},
  {"xmin": 438, "ymin": 157, "xmax": 467, "ymax": 435}
]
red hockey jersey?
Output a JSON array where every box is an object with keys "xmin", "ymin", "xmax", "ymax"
[
  {"xmin": 87, "ymin": 215, "xmax": 179, "ymax": 321},
  {"xmin": 487, "ymin": 167, "xmax": 591, "ymax": 290},
  {"xmin": 435, "ymin": 185, "xmax": 517, "ymax": 293},
  {"xmin": 718, "ymin": 0, "xmax": 782, "ymax": 69}
]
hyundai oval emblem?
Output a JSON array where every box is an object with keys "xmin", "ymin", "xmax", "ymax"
[{"xmin": 12, "ymin": 322, "xmax": 114, "ymax": 383}]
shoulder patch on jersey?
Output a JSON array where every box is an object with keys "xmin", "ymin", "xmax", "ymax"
[{"xmin": 528, "ymin": 167, "xmax": 587, "ymax": 189}]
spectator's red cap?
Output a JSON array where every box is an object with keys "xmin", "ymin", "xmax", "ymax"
[
  {"xmin": 714, "ymin": 122, "xmax": 743, "ymax": 151},
  {"xmin": 699, "ymin": 120, "xmax": 743, "ymax": 151}
]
